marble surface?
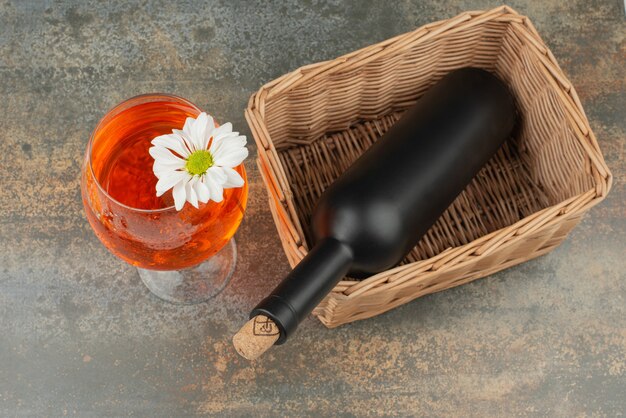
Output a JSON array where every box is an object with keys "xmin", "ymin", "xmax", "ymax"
[{"xmin": 0, "ymin": 0, "xmax": 624, "ymax": 416}]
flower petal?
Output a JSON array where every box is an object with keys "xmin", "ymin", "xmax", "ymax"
[
  {"xmin": 155, "ymin": 170, "xmax": 187, "ymax": 196},
  {"xmin": 191, "ymin": 112, "xmax": 208, "ymax": 151},
  {"xmin": 195, "ymin": 178, "xmax": 211, "ymax": 203},
  {"xmin": 209, "ymin": 126, "xmax": 246, "ymax": 149},
  {"xmin": 151, "ymin": 134, "xmax": 190, "ymax": 157},
  {"xmin": 203, "ymin": 115, "xmax": 216, "ymax": 149},
  {"xmin": 153, "ymin": 157, "xmax": 186, "ymax": 170},
  {"xmin": 149, "ymin": 146, "xmax": 186, "ymax": 164},
  {"xmin": 172, "ymin": 179, "xmax": 187, "ymax": 211},
  {"xmin": 185, "ymin": 177, "xmax": 199, "ymax": 208},
  {"xmin": 209, "ymin": 138, "xmax": 237, "ymax": 160},
  {"xmin": 211, "ymin": 122, "xmax": 234, "ymax": 141},
  {"xmin": 207, "ymin": 166, "xmax": 227, "ymax": 184},
  {"xmin": 222, "ymin": 166, "xmax": 245, "ymax": 188},
  {"xmin": 153, "ymin": 160, "xmax": 185, "ymax": 176},
  {"xmin": 203, "ymin": 170, "xmax": 224, "ymax": 202},
  {"xmin": 209, "ymin": 125, "xmax": 242, "ymax": 152},
  {"xmin": 212, "ymin": 142, "xmax": 248, "ymax": 168},
  {"xmin": 182, "ymin": 116, "xmax": 195, "ymax": 136},
  {"xmin": 172, "ymin": 129, "xmax": 196, "ymax": 153}
]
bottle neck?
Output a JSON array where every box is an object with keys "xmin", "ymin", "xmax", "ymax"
[{"xmin": 251, "ymin": 237, "xmax": 353, "ymax": 344}]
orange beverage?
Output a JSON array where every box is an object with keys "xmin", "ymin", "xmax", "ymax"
[{"xmin": 81, "ymin": 94, "xmax": 248, "ymax": 271}]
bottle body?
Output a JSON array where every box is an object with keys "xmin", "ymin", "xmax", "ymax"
[
  {"xmin": 253, "ymin": 68, "xmax": 517, "ymax": 343},
  {"xmin": 313, "ymin": 67, "xmax": 517, "ymax": 275}
]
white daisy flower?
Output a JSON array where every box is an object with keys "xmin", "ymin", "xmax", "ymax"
[{"xmin": 149, "ymin": 112, "xmax": 248, "ymax": 211}]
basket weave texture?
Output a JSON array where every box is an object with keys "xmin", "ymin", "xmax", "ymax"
[{"xmin": 245, "ymin": 6, "xmax": 612, "ymax": 328}]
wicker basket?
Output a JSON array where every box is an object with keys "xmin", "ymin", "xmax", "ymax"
[{"xmin": 245, "ymin": 6, "xmax": 612, "ymax": 328}]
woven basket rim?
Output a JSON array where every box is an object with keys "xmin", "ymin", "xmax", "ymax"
[{"xmin": 245, "ymin": 5, "xmax": 613, "ymax": 299}]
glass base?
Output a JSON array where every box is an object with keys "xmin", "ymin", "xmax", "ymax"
[{"xmin": 138, "ymin": 239, "xmax": 237, "ymax": 304}]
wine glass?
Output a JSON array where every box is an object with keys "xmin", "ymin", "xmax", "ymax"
[{"xmin": 81, "ymin": 94, "xmax": 248, "ymax": 304}]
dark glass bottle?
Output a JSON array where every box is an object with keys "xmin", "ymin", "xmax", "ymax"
[{"xmin": 251, "ymin": 68, "xmax": 517, "ymax": 344}]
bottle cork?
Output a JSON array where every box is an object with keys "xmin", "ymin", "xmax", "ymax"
[{"xmin": 232, "ymin": 315, "xmax": 280, "ymax": 360}]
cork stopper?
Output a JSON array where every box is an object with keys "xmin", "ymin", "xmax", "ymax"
[{"xmin": 232, "ymin": 315, "xmax": 280, "ymax": 360}]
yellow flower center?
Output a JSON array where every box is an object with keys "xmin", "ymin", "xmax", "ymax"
[{"xmin": 185, "ymin": 150, "xmax": 214, "ymax": 175}]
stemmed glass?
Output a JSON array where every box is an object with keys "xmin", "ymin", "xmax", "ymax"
[{"xmin": 81, "ymin": 94, "xmax": 248, "ymax": 304}]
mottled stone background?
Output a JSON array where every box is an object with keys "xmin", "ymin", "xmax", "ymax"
[{"xmin": 0, "ymin": 0, "xmax": 624, "ymax": 416}]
